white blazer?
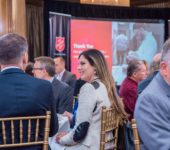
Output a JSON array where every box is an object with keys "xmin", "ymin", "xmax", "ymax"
[{"xmin": 60, "ymin": 79, "xmax": 111, "ymax": 150}]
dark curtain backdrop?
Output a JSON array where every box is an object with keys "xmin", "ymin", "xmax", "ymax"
[
  {"xmin": 48, "ymin": 13, "xmax": 71, "ymax": 70},
  {"xmin": 44, "ymin": 0, "xmax": 170, "ymax": 68},
  {"xmin": 26, "ymin": 4, "xmax": 44, "ymax": 61}
]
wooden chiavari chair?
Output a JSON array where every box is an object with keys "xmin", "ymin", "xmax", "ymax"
[
  {"xmin": 131, "ymin": 119, "xmax": 141, "ymax": 150},
  {"xmin": 100, "ymin": 106, "xmax": 120, "ymax": 150},
  {"xmin": 0, "ymin": 111, "xmax": 51, "ymax": 150}
]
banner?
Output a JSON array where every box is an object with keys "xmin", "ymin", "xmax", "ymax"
[{"xmin": 48, "ymin": 12, "xmax": 71, "ymax": 70}]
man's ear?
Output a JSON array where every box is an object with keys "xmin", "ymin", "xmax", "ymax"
[
  {"xmin": 22, "ymin": 52, "xmax": 28, "ymax": 70},
  {"xmin": 160, "ymin": 61, "xmax": 167, "ymax": 77},
  {"xmin": 42, "ymin": 68, "xmax": 47, "ymax": 74}
]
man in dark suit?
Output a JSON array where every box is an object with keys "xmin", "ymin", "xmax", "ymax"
[
  {"xmin": 54, "ymin": 56, "xmax": 76, "ymax": 88},
  {"xmin": 0, "ymin": 33, "xmax": 58, "ymax": 150},
  {"xmin": 33, "ymin": 56, "xmax": 74, "ymax": 114}
]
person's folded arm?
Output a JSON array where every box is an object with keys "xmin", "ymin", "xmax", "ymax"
[{"xmin": 59, "ymin": 83, "xmax": 97, "ymax": 145}]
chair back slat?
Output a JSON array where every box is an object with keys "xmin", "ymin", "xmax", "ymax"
[
  {"xmin": 131, "ymin": 119, "xmax": 141, "ymax": 150},
  {"xmin": 28, "ymin": 119, "xmax": 31, "ymax": 142},
  {"xmin": 43, "ymin": 111, "xmax": 51, "ymax": 150},
  {"xmin": 114, "ymin": 115, "xmax": 119, "ymax": 147},
  {"xmin": 35, "ymin": 118, "xmax": 39, "ymax": 142},
  {"xmin": 20, "ymin": 120, "xmax": 23, "ymax": 143},
  {"xmin": 0, "ymin": 111, "xmax": 51, "ymax": 150},
  {"xmin": 100, "ymin": 106, "xmax": 106, "ymax": 150},
  {"xmin": 11, "ymin": 120, "xmax": 15, "ymax": 144},
  {"xmin": 2, "ymin": 121, "xmax": 6, "ymax": 144},
  {"xmin": 100, "ymin": 106, "xmax": 120, "ymax": 150}
]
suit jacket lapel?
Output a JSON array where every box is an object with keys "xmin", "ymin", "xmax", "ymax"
[
  {"xmin": 61, "ymin": 70, "xmax": 67, "ymax": 81},
  {"xmin": 52, "ymin": 78, "xmax": 59, "ymax": 87}
]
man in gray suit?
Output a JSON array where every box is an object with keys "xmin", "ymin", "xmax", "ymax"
[
  {"xmin": 54, "ymin": 56, "xmax": 76, "ymax": 88},
  {"xmin": 134, "ymin": 38, "xmax": 170, "ymax": 150},
  {"xmin": 33, "ymin": 56, "xmax": 74, "ymax": 114}
]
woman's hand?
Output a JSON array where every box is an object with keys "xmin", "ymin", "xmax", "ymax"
[
  {"xmin": 63, "ymin": 111, "xmax": 72, "ymax": 124},
  {"xmin": 56, "ymin": 132, "xmax": 68, "ymax": 143}
]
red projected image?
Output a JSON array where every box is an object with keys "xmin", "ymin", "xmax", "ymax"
[{"xmin": 70, "ymin": 19, "xmax": 112, "ymax": 78}]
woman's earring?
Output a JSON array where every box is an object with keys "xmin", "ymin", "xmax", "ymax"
[{"xmin": 94, "ymin": 69, "xmax": 97, "ymax": 75}]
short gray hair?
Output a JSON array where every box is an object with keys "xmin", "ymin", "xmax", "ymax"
[
  {"xmin": 34, "ymin": 56, "xmax": 55, "ymax": 77},
  {"xmin": 0, "ymin": 33, "xmax": 28, "ymax": 65},
  {"xmin": 161, "ymin": 38, "xmax": 170, "ymax": 63},
  {"xmin": 127, "ymin": 60, "xmax": 144, "ymax": 77}
]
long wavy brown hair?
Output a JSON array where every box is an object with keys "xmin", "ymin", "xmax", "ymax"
[{"xmin": 79, "ymin": 49, "xmax": 127, "ymax": 120}]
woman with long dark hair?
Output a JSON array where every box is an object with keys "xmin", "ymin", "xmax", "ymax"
[{"xmin": 56, "ymin": 49, "xmax": 127, "ymax": 150}]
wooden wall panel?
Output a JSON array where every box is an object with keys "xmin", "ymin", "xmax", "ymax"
[
  {"xmin": 130, "ymin": 0, "xmax": 167, "ymax": 7},
  {"xmin": 80, "ymin": 0, "xmax": 130, "ymax": 6},
  {"xmin": 0, "ymin": 0, "xmax": 26, "ymax": 37},
  {"xmin": 134, "ymin": 2, "xmax": 170, "ymax": 8},
  {"xmin": 0, "ymin": 0, "xmax": 10, "ymax": 35},
  {"xmin": 12, "ymin": 0, "xmax": 26, "ymax": 37}
]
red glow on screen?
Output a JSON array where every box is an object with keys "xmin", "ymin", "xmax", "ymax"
[{"xmin": 71, "ymin": 19, "xmax": 112, "ymax": 78}]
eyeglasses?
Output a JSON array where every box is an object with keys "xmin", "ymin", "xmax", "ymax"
[{"xmin": 32, "ymin": 67, "xmax": 44, "ymax": 70}]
